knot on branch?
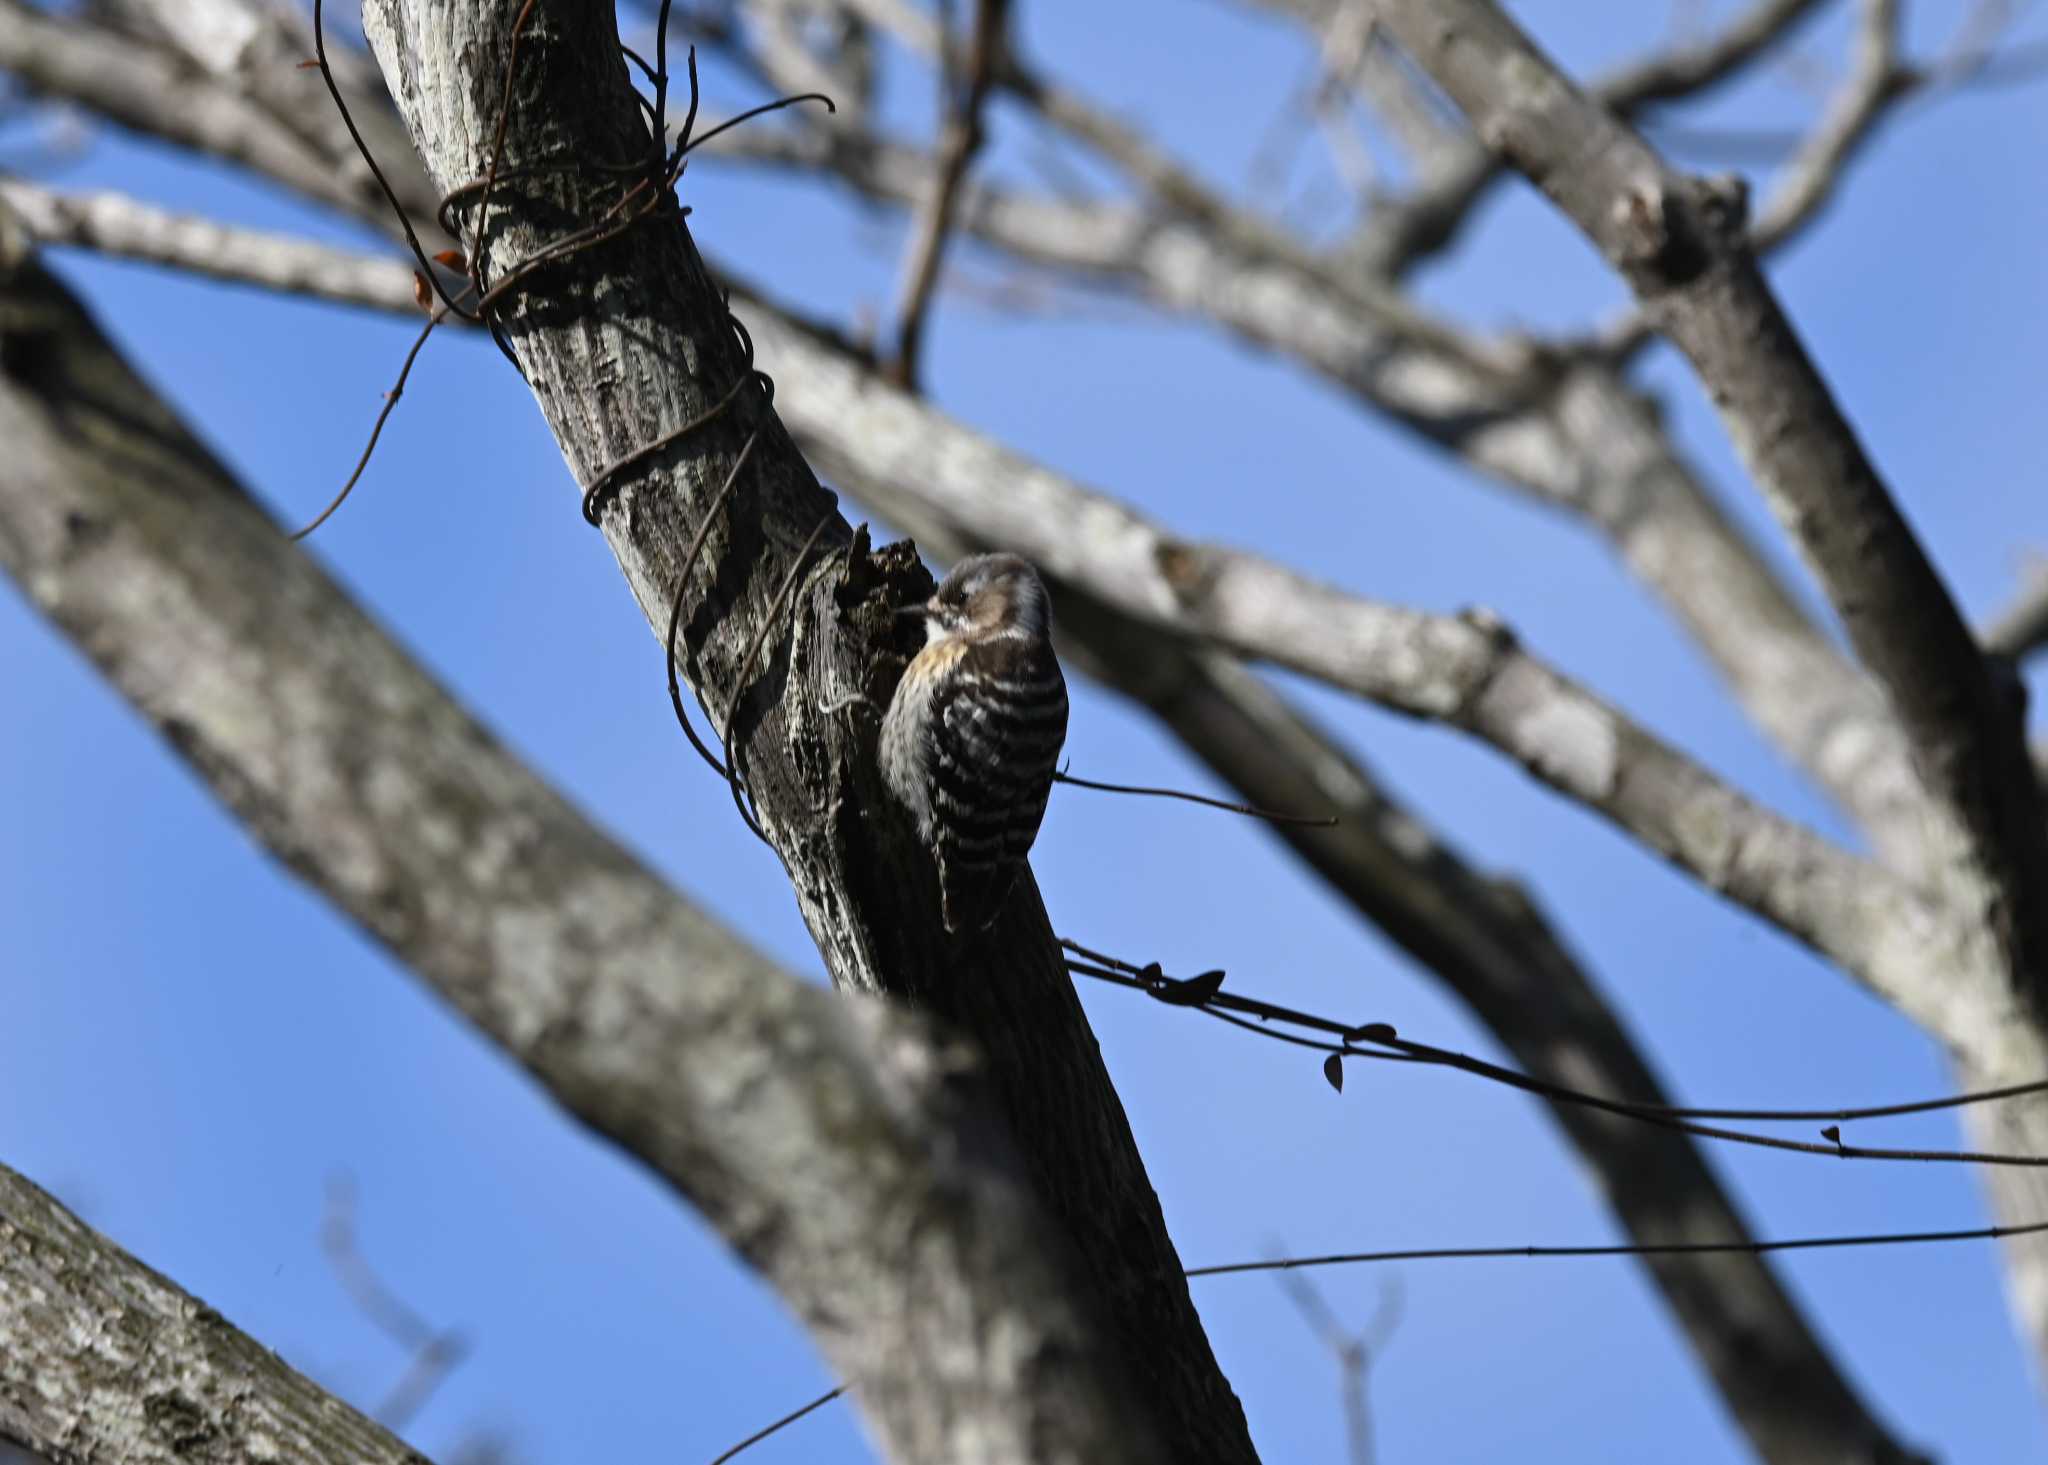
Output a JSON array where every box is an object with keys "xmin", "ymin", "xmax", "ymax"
[
  {"xmin": 1455, "ymin": 604, "xmax": 1516, "ymax": 652},
  {"xmin": 1612, "ymin": 174, "xmax": 1748, "ymax": 290},
  {"xmin": 1988, "ymin": 651, "xmax": 2031, "ymax": 729},
  {"xmin": 1154, "ymin": 537, "xmax": 1216, "ymax": 609},
  {"xmin": 143, "ymin": 1390, "xmax": 216, "ymax": 1452},
  {"xmin": 838, "ymin": 527, "xmax": 930, "ymax": 622},
  {"xmin": 832, "ymin": 531, "xmax": 933, "ymax": 702},
  {"xmin": 0, "ymin": 198, "xmax": 32, "ymax": 276}
]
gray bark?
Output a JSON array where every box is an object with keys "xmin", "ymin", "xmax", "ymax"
[
  {"xmin": 0, "ymin": 178, "xmax": 1924, "ymax": 1463},
  {"xmin": 0, "ymin": 1160, "xmax": 429, "ymax": 1464},
  {"xmin": 359, "ymin": 1, "xmax": 1253, "ymax": 1459},
  {"xmin": 858, "ymin": 503, "xmax": 1928, "ymax": 1465},
  {"xmin": 0, "ymin": 0, "xmax": 360, "ymax": 217},
  {"xmin": 0, "ymin": 225, "xmax": 1167, "ymax": 1464},
  {"xmin": 0, "ymin": 0, "xmax": 2025, "ymax": 1453},
  {"xmin": 1371, "ymin": 0, "xmax": 2048, "ymax": 1376},
  {"xmin": 1372, "ymin": 0, "xmax": 2048, "ymax": 973},
  {"xmin": 701, "ymin": 92, "xmax": 1937, "ymax": 872},
  {"xmin": 1074, "ymin": 639, "xmax": 1930, "ymax": 1465},
  {"xmin": 748, "ymin": 306, "xmax": 1971, "ymax": 1025}
]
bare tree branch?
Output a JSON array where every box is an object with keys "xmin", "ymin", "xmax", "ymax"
[
  {"xmin": 3, "ymin": 0, "xmax": 2039, "ymax": 1439},
  {"xmin": 886, "ymin": 0, "xmax": 1005, "ymax": 387},
  {"xmin": 320, "ymin": 1178, "xmax": 470, "ymax": 1433},
  {"xmin": 0, "ymin": 220, "xmax": 1172, "ymax": 1465},
  {"xmin": 1272, "ymin": 1272, "xmax": 1400, "ymax": 1465},
  {"xmin": 1586, "ymin": 0, "xmax": 1916, "ymax": 358},
  {"xmin": 0, "ymin": 0, "xmax": 1941, "ymax": 891},
  {"xmin": 361, "ymin": 2, "xmax": 1254, "ymax": 1457},
  {"xmin": 766, "ymin": 0, "xmax": 1529, "ymax": 377},
  {"xmin": 1595, "ymin": 0, "xmax": 1833, "ymax": 106},
  {"xmin": 0, "ymin": 163, "xmax": 1954, "ymax": 1034},
  {"xmin": 1749, "ymin": 0, "xmax": 1910, "ymax": 249},
  {"xmin": 1039, "ymin": 615, "xmax": 1931, "ymax": 1465},
  {"xmin": 1374, "ymin": 0, "xmax": 2048, "ymax": 981},
  {"xmin": 1373, "ymin": 0, "xmax": 2048, "ymax": 1376},
  {"xmin": 4, "ymin": 1, "xmax": 1929, "ymax": 899},
  {"xmin": 0, "ymin": 178, "xmax": 433, "ymax": 309},
  {"xmin": 87, "ymin": 0, "xmax": 420, "ymax": 215},
  {"xmin": 1985, "ymin": 568, "xmax": 2048, "ymax": 662},
  {"xmin": 0, "ymin": 1159, "xmax": 433, "ymax": 1464},
  {"xmin": 0, "ymin": 181, "xmax": 1924, "ymax": 1461},
  {"xmin": 0, "ymin": 0, "xmax": 363, "ymax": 217},
  {"xmin": 1316, "ymin": 0, "xmax": 1835, "ymax": 273},
  {"xmin": 695, "ymin": 82, "xmax": 1941, "ymax": 873},
  {"xmin": 747, "ymin": 303, "xmax": 1972, "ymax": 1013}
]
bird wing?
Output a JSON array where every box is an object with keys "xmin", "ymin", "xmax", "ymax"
[{"xmin": 929, "ymin": 637, "xmax": 1068, "ymax": 929}]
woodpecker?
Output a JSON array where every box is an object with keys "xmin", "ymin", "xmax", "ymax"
[{"xmin": 881, "ymin": 552, "xmax": 1069, "ymax": 933}]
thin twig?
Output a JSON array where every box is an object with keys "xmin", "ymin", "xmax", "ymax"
[
  {"xmin": 886, "ymin": 0, "xmax": 1006, "ymax": 388},
  {"xmin": 320, "ymin": 1176, "xmax": 469, "ymax": 1431},
  {"xmin": 1273, "ymin": 1269, "xmax": 1400, "ymax": 1465},
  {"xmin": 1984, "ymin": 563, "xmax": 2048, "ymax": 661}
]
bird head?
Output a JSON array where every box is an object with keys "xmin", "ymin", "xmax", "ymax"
[{"xmin": 905, "ymin": 552, "xmax": 1049, "ymax": 647}]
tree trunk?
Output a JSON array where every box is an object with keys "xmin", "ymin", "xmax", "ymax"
[{"xmin": 359, "ymin": 2, "xmax": 1255, "ymax": 1460}]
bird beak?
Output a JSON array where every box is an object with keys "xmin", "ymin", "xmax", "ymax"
[{"xmin": 895, "ymin": 603, "xmax": 929, "ymax": 623}]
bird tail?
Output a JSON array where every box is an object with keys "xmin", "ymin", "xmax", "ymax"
[{"xmin": 939, "ymin": 860, "xmax": 1021, "ymax": 935}]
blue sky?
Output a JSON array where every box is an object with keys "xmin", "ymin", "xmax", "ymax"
[{"xmin": 4, "ymin": 1, "xmax": 2048, "ymax": 1460}]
